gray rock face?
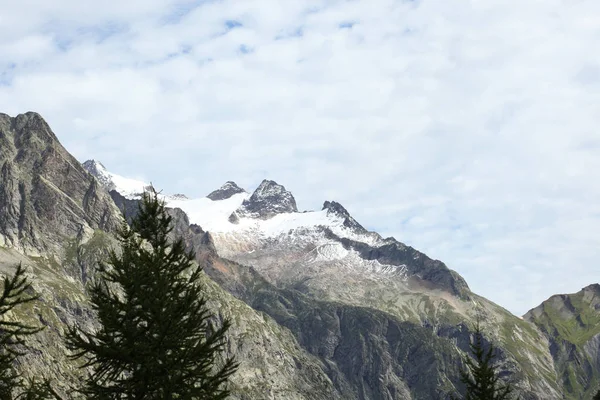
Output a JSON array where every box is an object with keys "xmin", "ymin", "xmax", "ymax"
[
  {"xmin": 322, "ymin": 201, "xmax": 367, "ymax": 233},
  {"xmin": 207, "ymin": 181, "xmax": 246, "ymax": 201},
  {"xmin": 109, "ymin": 189, "xmax": 139, "ymax": 224},
  {"xmin": 202, "ymin": 254, "xmax": 461, "ymax": 399},
  {"xmin": 82, "ymin": 159, "xmax": 114, "ymax": 190},
  {"xmin": 323, "ymin": 228, "xmax": 471, "ymax": 298},
  {"xmin": 0, "ymin": 112, "xmax": 121, "ymax": 255},
  {"xmin": 232, "ymin": 179, "xmax": 297, "ymax": 220}
]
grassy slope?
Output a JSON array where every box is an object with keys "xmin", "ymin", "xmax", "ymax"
[{"xmin": 526, "ymin": 287, "xmax": 600, "ymax": 399}]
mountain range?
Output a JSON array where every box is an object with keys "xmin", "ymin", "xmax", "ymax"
[{"xmin": 0, "ymin": 111, "xmax": 598, "ymax": 399}]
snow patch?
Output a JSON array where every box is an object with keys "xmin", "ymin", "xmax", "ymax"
[
  {"xmin": 168, "ymin": 193, "xmax": 249, "ymax": 232},
  {"xmin": 84, "ymin": 160, "xmax": 149, "ymax": 199},
  {"xmin": 109, "ymin": 174, "xmax": 150, "ymax": 198}
]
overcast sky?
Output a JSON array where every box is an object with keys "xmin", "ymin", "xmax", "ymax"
[{"xmin": 1, "ymin": 0, "xmax": 599, "ymax": 316}]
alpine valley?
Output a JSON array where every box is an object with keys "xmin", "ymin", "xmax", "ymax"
[{"xmin": 0, "ymin": 111, "xmax": 598, "ymax": 399}]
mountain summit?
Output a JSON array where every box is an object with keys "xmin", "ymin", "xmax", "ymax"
[
  {"xmin": 207, "ymin": 181, "xmax": 246, "ymax": 201},
  {"xmin": 232, "ymin": 179, "xmax": 297, "ymax": 220},
  {"xmin": 524, "ymin": 284, "xmax": 600, "ymax": 397},
  {"xmin": 322, "ymin": 200, "xmax": 367, "ymax": 234},
  {"xmin": 82, "ymin": 159, "xmax": 151, "ymax": 198},
  {"xmin": 82, "ymin": 160, "xmax": 113, "ymax": 189},
  {"xmin": 0, "ymin": 114, "xmax": 121, "ymax": 255}
]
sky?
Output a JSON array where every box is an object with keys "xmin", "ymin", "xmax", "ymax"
[{"xmin": 0, "ymin": 0, "xmax": 599, "ymax": 316}]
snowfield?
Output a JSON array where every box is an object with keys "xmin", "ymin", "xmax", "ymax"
[{"xmin": 86, "ymin": 161, "xmax": 408, "ymax": 281}]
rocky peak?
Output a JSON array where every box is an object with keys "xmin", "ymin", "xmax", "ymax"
[
  {"xmin": 207, "ymin": 181, "xmax": 246, "ymax": 201},
  {"xmin": 0, "ymin": 112, "xmax": 58, "ymax": 161},
  {"xmin": 583, "ymin": 284, "xmax": 600, "ymax": 293},
  {"xmin": 580, "ymin": 284, "xmax": 600, "ymax": 309},
  {"xmin": 322, "ymin": 200, "xmax": 367, "ymax": 233},
  {"xmin": 82, "ymin": 159, "xmax": 115, "ymax": 190},
  {"xmin": 12, "ymin": 112, "xmax": 58, "ymax": 145},
  {"xmin": 0, "ymin": 113, "xmax": 121, "ymax": 255},
  {"xmin": 82, "ymin": 159, "xmax": 106, "ymax": 174},
  {"xmin": 232, "ymin": 180, "xmax": 297, "ymax": 220}
]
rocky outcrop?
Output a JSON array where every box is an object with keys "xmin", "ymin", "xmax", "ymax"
[
  {"xmin": 0, "ymin": 112, "xmax": 121, "ymax": 256},
  {"xmin": 82, "ymin": 160, "xmax": 114, "ymax": 190},
  {"xmin": 231, "ymin": 180, "xmax": 297, "ymax": 220},
  {"xmin": 207, "ymin": 181, "xmax": 246, "ymax": 201},
  {"xmin": 109, "ymin": 189, "xmax": 140, "ymax": 223},
  {"xmin": 322, "ymin": 201, "xmax": 368, "ymax": 234},
  {"xmin": 207, "ymin": 261, "xmax": 460, "ymax": 399}
]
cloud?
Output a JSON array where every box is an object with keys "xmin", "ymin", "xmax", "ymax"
[{"xmin": 1, "ymin": 0, "xmax": 599, "ymax": 316}]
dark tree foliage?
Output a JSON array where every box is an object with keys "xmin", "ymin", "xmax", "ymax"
[
  {"xmin": 66, "ymin": 191, "xmax": 237, "ymax": 399},
  {"xmin": 0, "ymin": 264, "xmax": 57, "ymax": 399},
  {"xmin": 593, "ymin": 389, "xmax": 600, "ymax": 400},
  {"xmin": 453, "ymin": 320, "xmax": 516, "ymax": 400}
]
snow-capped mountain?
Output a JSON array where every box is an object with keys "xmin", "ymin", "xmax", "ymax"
[
  {"xmin": 82, "ymin": 160, "xmax": 473, "ymax": 300},
  {"xmin": 82, "ymin": 160, "xmax": 151, "ymax": 198},
  {"xmin": 82, "ymin": 160, "xmax": 188, "ymax": 200},
  {"xmin": 83, "ymin": 160, "xmax": 379, "ymax": 242},
  {"xmin": 82, "ymin": 161, "xmax": 571, "ymax": 398},
  {"xmin": 81, "ymin": 158, "xmax": 585, "ymax": 399}
]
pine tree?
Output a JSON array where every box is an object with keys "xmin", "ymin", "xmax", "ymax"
[
  {"xmin": 452, "ymin": 320, "xmax": 515, "ymax": 400},
  {"xmin": 593, "ymin": 389, "xmax": 600, "ymax": 400},
  {"xmin": 0, "ymin": 264, "xmax": 57, "ymax": 399},
  {"xmin": 66, "ymin": 190, "xmax": 237, "ymax": 399}
]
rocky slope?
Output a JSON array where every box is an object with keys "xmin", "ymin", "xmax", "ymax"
[{"xmin": 0, "ymin": 112, "xmax": 121, "ymax": 256}]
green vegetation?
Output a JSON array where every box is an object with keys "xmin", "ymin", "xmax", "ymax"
[
  {"xmin": 453, "ymin": 320, "xmax": 516, "ymax": 400},
  {"xmin": 65, "ymin": 191, "xmax": 237, "ymax": 399},
  {"xmin": 0, "ymin": 264, "xmax": 57, "ymax": 399},
  {"xmin": 538, "ymin": 293, "xmax": 600, "ymax": 346}
]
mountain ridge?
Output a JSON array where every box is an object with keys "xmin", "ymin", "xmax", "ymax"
[
  {"xmin": 84, "ymin": 158, "xmax": 470, "ymax": 300},
  {"xmin": 83, "ymin": 158, "xmax": 563, "ymax": 398}
]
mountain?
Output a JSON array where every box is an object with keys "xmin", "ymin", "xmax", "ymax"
[
  {"xmin": 0, "ymin": 111, "xmax": 597, "ymax": 399},
  {"xmin": 525, "ymin": 284, "xmax": 600, "ymax": 398},
  {"xmin": 83, "ymin": 166, "xmax": 560, "ymax": 398},
  {"xmin": 207, "ymin": 181, "xmax": 246, "ymax": 201},
  {"xmin": 81, "ymin": 159, "xmax": 187, "ymax": 200}
]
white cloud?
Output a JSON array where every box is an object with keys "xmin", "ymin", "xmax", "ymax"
[{"xmin": 0, "ymin": 0, "xmax": 599, "ymax": 316}]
